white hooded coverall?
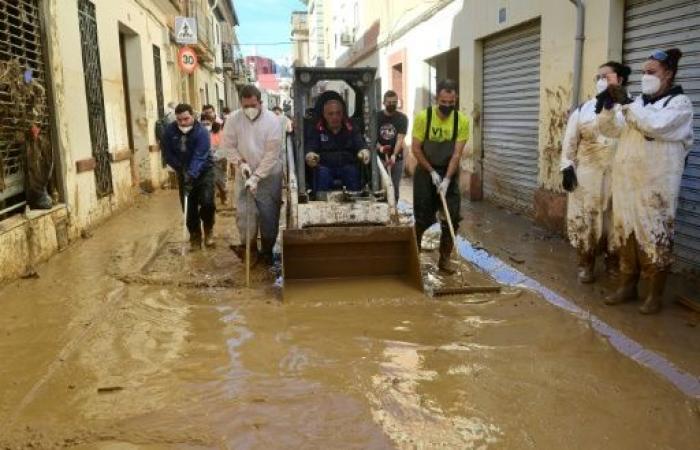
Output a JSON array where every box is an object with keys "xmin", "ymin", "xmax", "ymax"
[
  {"xmin": 560, "ymin": 99, "xmax": 617, "ymax": 256},
  {"xmin": 597, "ymin": 90, "xmax": 694, "ymax": 269}
]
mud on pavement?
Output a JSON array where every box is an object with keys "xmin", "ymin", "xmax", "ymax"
[{"xmin": 0, "ymin": 191, "xmax": 698, "ymax": 449}]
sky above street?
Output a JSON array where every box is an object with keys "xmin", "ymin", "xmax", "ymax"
[{"xmin": 234, "ymin": 0, "xmax": 306, "ymax": 63}]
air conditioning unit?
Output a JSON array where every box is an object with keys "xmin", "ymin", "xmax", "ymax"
[{"xmin": 340, "ymin": 31, "xmax": 354, "ymax": 46}]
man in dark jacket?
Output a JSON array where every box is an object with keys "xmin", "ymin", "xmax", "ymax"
[
  {"xmin": 162, "ymin": 103, "xmax": 215, "ymax": 249},
  {"xmin": 305, "ymin": 91, "xmax": 370, "ymax": 192}
]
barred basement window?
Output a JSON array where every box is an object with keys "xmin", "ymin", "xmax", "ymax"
[
  {"xmin": 78, "ymin": 0, "xmax": 113, "ymax": 197},
  {"xmin": 0, "ymin": 0, "xmax": 51, "ymax": 216}
]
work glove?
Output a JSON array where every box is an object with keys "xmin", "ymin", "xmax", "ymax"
[
  {"xmin": 305, "ymin": 151, "xmax": 320, "ymax": 168},
  {"xmin": 183, "ymin": 173, "xmax": 194, "ymax": 195},
  {"xmin": 239, "ymin": 162, "xmax": 252, "ymax": 179},
  {"xmin": 438, "ymin": 177, "xmax": 451, "ymax": 196},
  {"xmin": 430, "ymin": 170, "xmax": 442, "ymax": 188},
  {"xmin": 245, "ymin": 175, "xmax": 259, "ymax": 194},
  {"xmin": 609, "ymin": 84, "xmax": 631, "ymax": 106},
  {"xmin": 357, "ymin": 149, "xmax": 371, "ymax": 165},
  {"xmin": 562, "ymin": 166, "xmax": 578, "ymax": 192},
  {"xmin": 594, "ymin": 90, "xmax": 614, "ymax": 114}
]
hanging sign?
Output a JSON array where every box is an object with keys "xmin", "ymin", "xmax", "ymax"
[
  {"xmin": 175, "ymin": 17, "xmax": 197, "ymax": 45},
  {"xmin": 178, "ymin": 46, "xmax": 198, "ymax": 74}
]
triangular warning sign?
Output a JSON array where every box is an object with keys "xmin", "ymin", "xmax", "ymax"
[
  {"xmin": 175, "ymin": 17, "xmax": 197, "ymax": 44},
  {"xmin": 178, "ymin": 22, "xmax": 193, "ymax": 39}
]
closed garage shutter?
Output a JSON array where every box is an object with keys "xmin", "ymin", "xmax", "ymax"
[
  {"xmin": 482, "ymin": 22, "xmax": 541, "ymax": 213},
  {"xmin": 624, "ymin": 0, "xmax": 700, "ymax": 273}
]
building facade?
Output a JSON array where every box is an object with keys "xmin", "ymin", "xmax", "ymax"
[
  {"xmin": 336, "ymin": 0, "xmax": 700, "ymax": 274},
  {"xmin": 291, "ymin": 11, "xmax": 309, "ymax": 68},
  {"xmin": 0, "ymin": 0, "xmax": 241, "ymax": 282}
]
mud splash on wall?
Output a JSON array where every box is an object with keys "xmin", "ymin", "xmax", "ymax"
[{"xmin": 540, "ymin": 86, "xmax": 571, "ymax": 191}]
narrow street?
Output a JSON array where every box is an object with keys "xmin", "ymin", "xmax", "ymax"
[{"xmin": 1, "ymin": 190, "xmax": 698, "ymax": 449}]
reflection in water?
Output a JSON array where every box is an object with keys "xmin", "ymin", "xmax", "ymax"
[{"xmin": 369, "ymin": 340, "xmax": 502, "ymax": 448}]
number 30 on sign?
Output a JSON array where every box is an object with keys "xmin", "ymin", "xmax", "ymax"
[{"xmin": 178, "ymin": 47, "xmax": 198, "ymax": 74}]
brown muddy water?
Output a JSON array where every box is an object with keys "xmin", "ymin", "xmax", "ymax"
[{"xmin": 0, "ymin": 192, "xmax": 698, "ymax": 449}]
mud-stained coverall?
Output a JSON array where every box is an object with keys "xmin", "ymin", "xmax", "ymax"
[
  {"xmin": 560, "ymin": 99, "xmax": 617, "ymax": 264},
  {"xmin": 221, "ymin": 109, "xmax": 283, "ymax": 261},
  {"xmin": 598, "ymin": 86, "xmax": 694, "ymax": 274}
]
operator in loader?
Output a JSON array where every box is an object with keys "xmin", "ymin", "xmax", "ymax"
[
  {"xmin": 305, "ymin": 91, "xmax": 371, "ymax": 192},
  {"xmin": 412, "ymin": 79, "xmax": 470, "ymax": 274}
]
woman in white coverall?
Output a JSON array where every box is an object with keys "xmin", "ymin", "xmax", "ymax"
[
  {"xmin": 598, "ymin": 48, "xmax": 694, "ymax": 314},
  {"xmin": 561, "ymin": 61, "xmax": 630, "ymax": 284}
]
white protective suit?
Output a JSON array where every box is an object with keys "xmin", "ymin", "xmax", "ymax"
[
  {"xmin": 597, "ymin": 88, "xmax": 694, "ymax": 268},
  {"xmin": 560, "ymin": 99, "xmax": 617, "ymax": 255},
  {"xmin": 220, "ymin": 109, "xmax": 284, "ymax": 255}
]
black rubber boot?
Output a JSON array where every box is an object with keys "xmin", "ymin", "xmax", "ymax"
[
  {"xmin": 260, "ymin": 238, "xmax": 276, "ymax": 267},
  {"xmin": 189, "ymin": 233, "xmax": 202, "ymax": 251},
  {"xmin": 438, "ymin": 226, "xmax": 456, "ymax": 275},
  {"xmin": 604, "ymin": 272, "xmax": 638, "ymax": 305},
  {"xmin": 415, "ymin": 225, "xmax": 428, "ymax": 252},
  {"xmin": 639, "ymin": 271, "xmax": 667, "ymax": 315},
  {"xmin": 230, "ymin": 241, "xmax": 259, "ymax": 266},
  {"xmin": 204, "ymin": 228, "xmax": 215, "ymax": 247}
]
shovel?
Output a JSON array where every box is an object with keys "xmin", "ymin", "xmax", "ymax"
[
  {"xmin": 245, "ymin": 190, "xmax": 251, "ymax": 288},
  {"xmin": 182, "ymin": 193, "xmax": 189, "ymax": 256},
  {"xmin": 433, "ymin": 190, "xmax": 501, "ymax": 296}
]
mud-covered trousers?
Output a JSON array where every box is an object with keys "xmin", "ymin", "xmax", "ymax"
[
  {"xmin": 236, "ymin": 170, "xmax": 283, "ymax": 258},
  {"xmin": 413, "ymin": 165, "xmax": 461, "ymax": 232},
  {"xmin": 177, "ymin": 167, "xmax": 215, "ymax": 236}
]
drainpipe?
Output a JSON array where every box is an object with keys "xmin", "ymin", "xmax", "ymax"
[{"xmin": 569, "ymin": 0, "xmax": 585, "ymax": 111}]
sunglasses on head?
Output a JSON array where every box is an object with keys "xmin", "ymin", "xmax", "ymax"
[{"xmin": 649, "ymin": 50, "xmax": 669, "ymax": 61}]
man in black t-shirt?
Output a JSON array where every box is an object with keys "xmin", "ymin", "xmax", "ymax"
[{"xmin": 376, "ymin": 90, "xmax": 408, "ymax": 202}]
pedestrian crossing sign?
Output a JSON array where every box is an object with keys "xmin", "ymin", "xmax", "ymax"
[{"xmin": 175, "ymin": 17, "xmax": 197, "ymax": 45}]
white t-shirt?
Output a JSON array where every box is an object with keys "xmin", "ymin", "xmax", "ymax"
[{"xmin": 220, "ymin": 109, "xmax": 283, "ymax": 179}]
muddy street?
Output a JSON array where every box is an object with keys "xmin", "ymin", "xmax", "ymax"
[{"xmin": 0, "ymin": 191, "xmax": 698, "ymax": 449}]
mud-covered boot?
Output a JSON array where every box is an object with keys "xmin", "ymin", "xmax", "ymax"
[
  {"xmin": 189, "ymin": 233, "xmax": 202, "ymax": 251},
  {"xmin": 204, "ymin": 228, "xmax": 215, "ymax": 247},
  {"xmin": 260, "ymin": 238, "xmax": 276, "ymax": 267},
  {"xmin": 604, "ymin": 272, "xmax": 638, "ymax": 305},
  {"xmin": 438, "ymin": 228, "xmax": 456, "ymax": 275},
  {"xmin": 230, "ymin": 241, "xmax": 259, "ymax": 266},
  {"xmin": 577, "ymin": 252, "xmax": 595, "ymax": 284},
  {"xmin": 639, "ymin": 271, "xmax": 667, "ymax": 315}
]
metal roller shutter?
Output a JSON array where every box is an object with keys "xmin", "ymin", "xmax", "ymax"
[
  {"xmin": 482, "ymin": 22, "xmax": 541, "ymax": 213},
  {"xmin": 623, "ymin": 0, "xmax": 700, "ymax": 273}
]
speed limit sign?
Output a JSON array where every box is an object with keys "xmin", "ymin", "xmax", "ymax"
[{"xmin": 178, "ymin": 46, "xmax": 198, "ymax": 74}]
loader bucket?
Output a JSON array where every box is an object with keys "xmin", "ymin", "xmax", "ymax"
[{"xmin": 282, "ymin": 225, "xmax": 424, "ymax": 302}]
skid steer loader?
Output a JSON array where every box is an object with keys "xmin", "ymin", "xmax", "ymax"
[{"xmin": 282, "ymin": 67, "xmax": 423, "ymax": 301}]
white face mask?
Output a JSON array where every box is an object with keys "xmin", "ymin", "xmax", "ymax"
[
  {"xmin": 244, "ymin": 107, "xmax": 259, "ymax": 121},
  {"xmin": 178, "ymin": 125, "xmax": 193, "ymax": 134},
  {"xmin": 595, "ymin": 78, "xmax": 608, "ymax": 94},
  {"xmin": 204, "ymin": 125, "xmax": 212, "ymax": 132},
  {"xmin": 641, "ymin": 74, "xmax": 661, "ymax": 95}
]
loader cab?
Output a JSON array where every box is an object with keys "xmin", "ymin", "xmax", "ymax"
[{"xmin": 291, "ymin": 68, "xmax": 378, "ymax": 200}]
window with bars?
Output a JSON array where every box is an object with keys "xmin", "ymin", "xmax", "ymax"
[
  {"xmin": 0, "ymin": 0, "xmax": 51, "ymax": 215},
  {"xmin": 78, "ymin": 0, "xmax": 113, "ymax": 197},
  {"xmin": 153, "ymin": 45, "xmax": 164, "ymax": 119}
]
